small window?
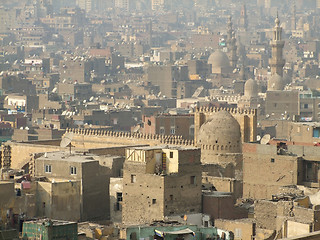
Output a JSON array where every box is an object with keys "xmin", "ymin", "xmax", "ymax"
[
  {"xmin": 45, "ymin": 165, "xmax": 52, "ymax": 173},
  {"xmin": 131, "ymin": 174, "xmax": 136, "ymax": 183},
  {"xmin": 160, "ymin": 127, "xmax": 165, "ymax": 135},
  {"xmin": 70, "ymin": 166, "xmax": 77, "ymax": 175},
  {"xmin": 117, "ymin": 192, "xmax": 123, "ymax": 202},
  {"xmin": 169, "ymin": 194, "xmax": 173, "ymax": 201},
  {"xmin": 170, "ymin": 127, "xmax": 175, "ymax": 134},
  {"xmin": 271, "ymin": 158, "xmax": 275, "ymax": 163},
  {"xmin": 170, "ymin": 151, "xmax": 173, "ymax": 158},
  {"xmin": 190, "ymin": 176, "xmax": 196, "ymax": 185},
  {"xmin": 152, "ymin": 199, "xmax": 156, "ymax": 204}
]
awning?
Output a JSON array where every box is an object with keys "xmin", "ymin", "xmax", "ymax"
[{"xmin": 155, "ymin": 228, "xmax": 195, "ymax": 237}]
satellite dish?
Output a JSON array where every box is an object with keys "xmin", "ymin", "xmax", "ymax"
[
  {"xmin": 260, "ymin": 134, "xmax": 271, "ymax": 145},
  {"xmin": 60, "ymin": 132, "xmax": 74, "ymax": 148},
  {"xmin": 257, "ymin": 135, "xmax": 261, "ymax": 141}
]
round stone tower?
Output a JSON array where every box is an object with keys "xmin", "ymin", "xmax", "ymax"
[{"xmin": 197, "ymin": 110, "xmax": 241, "ymax": 163}]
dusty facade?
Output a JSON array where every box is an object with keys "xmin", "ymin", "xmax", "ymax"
[
  {"xmin": 35, "ymin": 152, "xmax": 110, "ymax": 221},
  {"xmin": 122, "ymin": 146, "xmax": 202, "ymax": 225}
]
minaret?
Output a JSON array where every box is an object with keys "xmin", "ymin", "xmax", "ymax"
[
  {"xmin": 239, "ymin": 4, "xmax": 248, "ymax": 31},
  {"xmin": 291, "ymin": 4, "xmax": 296, "ymax": 30},
  {"xmin": 270, "ymin": 13, "xmax": 285, "ymax": 77},
  {"xmin": 227, "ymin": 16, "xmax": 233, "ymax": 43},
  {"xmin": 230, "ymin": 31, "xmax": 237, "ymax": 68},
  {"xmin": 146, "ymin": 20, "xmax": 152, "ymax": 47},
  {"xmin": 227, "ymin": 16, "xmax": 237, "ymax": 68}
]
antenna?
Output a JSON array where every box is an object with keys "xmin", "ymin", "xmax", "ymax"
[
  {"xmin": 60, "ymin": 132, "xmax": 74, "ymax": 154},
  {"xmin": 260, "ymin": 134, "xmax": 271, "ymax": 145}
]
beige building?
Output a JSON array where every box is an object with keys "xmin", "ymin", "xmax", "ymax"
[
  {"xmin": 265, "ymin": 90, "xmax": 299, "ymax": 120},
  {"xmin": 35, "ymin": 152, "xmax": 110, "ymax": 221},
  {"xmin": 151, "ymin": 0, "xmax": 165, "ymax": 10},
  {"xmin": 122, "ymin": 146, "xmax": 202, "ymax": 225}
]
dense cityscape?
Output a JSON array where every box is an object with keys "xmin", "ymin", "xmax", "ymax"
[{"xmin": 1, "ymin": 0, "xmax": 320, "ymax": 239}]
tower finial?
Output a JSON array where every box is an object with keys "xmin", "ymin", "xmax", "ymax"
[{"xmin": 275, "ymin": 12, "xmax": 280, "ymax": 27}]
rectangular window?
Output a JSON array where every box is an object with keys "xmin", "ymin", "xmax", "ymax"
[
  {"xmin": 117, "ymin": 192, "xmax": 123, "ymax": 202},
  {"xmin": 152, "ymin": 199, "xmax": 156, "ymax": 204},
  {"xmin": 170, "ymin": 194, "xmax": 173, "ymax": 201},
  {"xmin": 131, "ymin": 174, "xmax": 136, "ymax": 183},
  {"xmin": 235, "ymin": 228, "xmax": 242, "ymax": 238},
  {"xmin": 170, "ymin": 151, "xmax": 173, "ymax": 158},
  {"xmin": 170, "ymin": 127, "xmax": 175, "ymax": 134},
  {"xmin": 190, "ymin": 176, "xmax": 196, "ymax": 185},
  {"xmin": 271, "ymin": 158, "xmax": 275, "ymax": 163},
  {"xmin": 45, "ymin": 165, "xmax": 51, "ymax": 173},
  {"xmin": 70, "ymin": 166, "xmax": 77, "ymax": 175},
  {"xmin": 313, "ymin": 128, "xmax": 320, "ymax": 138},
  {"xmin": 116, "ymin": 192, "xmax": 123, "ymax": 211},
  {"xmin": 160, "ymin": 127, "xmax": 165, "ymax": 135}
]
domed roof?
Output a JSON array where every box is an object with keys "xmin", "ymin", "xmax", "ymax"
[
  {"xmin": 244, "ymin": 79, "xmax": 258, "ymax": 98},
  {"xmin": 197, "ymin": 110, "xmax": 241, "ymax": 154},
  {"xmin": 268, "ymin": 74, "xmax": 284, "ymax": 91},
  {"xmin": 208, "ymin": 50, "xmax": 230, "ymax": 69}
]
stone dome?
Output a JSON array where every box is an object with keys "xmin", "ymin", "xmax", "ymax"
[
  {"xmin": 208, "ymin": 51, "xmax": 230, "ymax": 68},
  {"xmin": 208, "ymin": 51, "xmax": 231, "ymax": 74},
  {"xmin": 197, "ymin": 110, "xmax": 241, "ymax": 155},
  {"xmin": 244, "ymin": 79, "xmax": 258, "ymax": 98},
  {"xmin": 268, "ymin": 74, "xmax": 284, "ymax": 91}
]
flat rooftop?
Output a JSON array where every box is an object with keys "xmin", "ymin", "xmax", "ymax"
[
  {"xmin": 24, "ymin": 219, "xmax": 76, "ymax": 226},
  {"xmin": 128, "ymin": 145, "xmax": 199, "ymax": 151},
  {"xmin": 37, "ymin": 151, "xmax": 98, "ymax": 163}
]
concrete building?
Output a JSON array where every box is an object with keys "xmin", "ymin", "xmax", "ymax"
[
  {"xmin": 35, "ymin": 152, "xmax": 110, "ymax": 221},
  {"xmin": 4, "ymin": 94, "xmax": 39, "ymax": 113},
  {"xmin": 265, "ymin": 90, "xmax": 299, "ymax": 119},
  {"xmin": 141, "ymin": 114, "xmax": 194, "ymax": 140},
  {"xmin": 57, "ymin": 82, "xmax": 92, "ymax": 101},
  {"xmin": 22, "ymin": 219, "xmax": 77, "ymax": 240},
  {"xmin": 243, "ymin": 144, "xmax": 303, "ymax": 200},
  {"xmin": 122, "ymin": 146, "xmax": 202, "ymax": 225},
  {"xmin": 147, "ymin": 65, "xmax": 189, "ymax": 98}
]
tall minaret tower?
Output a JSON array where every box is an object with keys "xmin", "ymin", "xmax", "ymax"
[
  {"xmin": 291, "ymin": 4, "xmax": 296, "ymax": 30},
  {"xmin": 227, "ymin": 16, "xmax": 237, "ymax": 68},
  {"xmin": 239, "ymin": 4, "xmax": 248, "ymax": 31},
  {"xmin": 270, "ymin": 14, "xmax": 285, "ymax": 76}
]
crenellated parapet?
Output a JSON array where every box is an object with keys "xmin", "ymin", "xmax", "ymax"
[
  {"xmin": 195, "ymin": 106, "xmax": 256, "ymax": 116},
  {"xmin": 65, "ymin": 128, "xmax": 195, "ymax": 147}
]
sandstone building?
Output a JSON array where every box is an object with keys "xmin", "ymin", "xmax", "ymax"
[
  {"xmin": 122, "ymin": 146, "xmax": 202, "ymax": 225},
  {"xmin": 35, "ymin": 152, "xmax": 110, "ymax": 221}
]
